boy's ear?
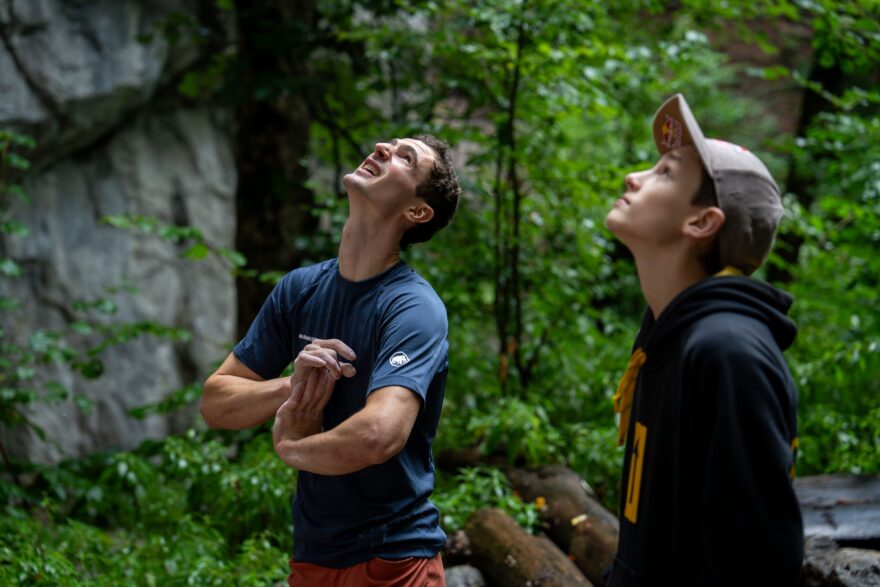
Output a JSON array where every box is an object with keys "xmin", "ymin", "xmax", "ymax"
[
  {"xmin": 406, "ymin": 202, "xmax": 434, "ymax": 226},
  {"xmin": 683, "ymin": 206, "xmax": 725, "ymax": 241}
]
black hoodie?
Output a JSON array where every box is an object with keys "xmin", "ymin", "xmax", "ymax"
[{"xmin": 606, "ymin": 276, "xmax": 804, "ymax": 586}]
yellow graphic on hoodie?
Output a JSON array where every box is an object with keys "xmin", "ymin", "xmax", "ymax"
[{"xmin": 624, "ymin": 422, "xmax": 647, "ymax": 524}]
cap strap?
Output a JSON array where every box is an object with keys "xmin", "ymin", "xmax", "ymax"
[
  {"xmin": 612, "ymin": 348, "xmax": 647, "ymax": 446},
  {"xmin": 715, "ymin": 265, "xmax": 744, "ymax": 277}
]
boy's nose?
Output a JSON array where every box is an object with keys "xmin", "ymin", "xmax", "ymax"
[{"xmin": 625, "ymin": 173, "xmax": 641, "ymax": 192}]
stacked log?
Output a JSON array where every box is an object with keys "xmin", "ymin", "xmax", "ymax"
[
  {"xmin": 448, "ymin": 461, "xmax": 878, "ymax": 587},
  {"xmin": 505, "ymin": 465, "xmax": 618, "ymax": 586},
  {"xmin": 465, "ymin": 508, "xmax": 593, "ymax": 586}
]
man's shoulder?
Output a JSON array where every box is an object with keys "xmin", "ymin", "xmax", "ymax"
[
  {"xmin": 380, "ymin": 267, "xmax": 447, "ymax": 319},
  {"xmin": 386, "ymin": 265, "xmax": 442, "ymax": 299}
]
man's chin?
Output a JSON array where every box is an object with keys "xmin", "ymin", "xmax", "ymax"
[{"xmin": 342, "ymin": 173, "xmax": 363, "ymax": 191}]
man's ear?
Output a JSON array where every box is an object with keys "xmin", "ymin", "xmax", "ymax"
[
  {"xmin": 683, "ymin": 206, "xmax": 725, "ymax": 242},
  {"xmin": 406, "ymin": 202, "xmax": 434, "ymax": 226}
]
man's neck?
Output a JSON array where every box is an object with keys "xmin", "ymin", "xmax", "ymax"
[
  {"xmin": 633, "ymin": 248, "xmax": 708, "ymax": 320},
  {"xmin": 337, "ymin": 216, "xmax": 403, "ymax": 282}
]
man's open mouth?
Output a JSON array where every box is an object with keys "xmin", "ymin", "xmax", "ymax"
[{"xmin": 361, "ymin": 159, "xmax": 380, "ymax": 177}]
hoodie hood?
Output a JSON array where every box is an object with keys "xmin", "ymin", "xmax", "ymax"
[{"xmin": 635, "ymin": 276, "xmax": 796, "ymax": 356}]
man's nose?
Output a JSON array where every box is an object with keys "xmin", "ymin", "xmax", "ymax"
[{"xmin": 374, "ymin": 142, "xmax": 392, "ymax": 160}]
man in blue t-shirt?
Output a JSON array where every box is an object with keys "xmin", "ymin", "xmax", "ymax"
[{"xmin": 201, "ymin": 134, "xmax": 461, "ymax": 586}]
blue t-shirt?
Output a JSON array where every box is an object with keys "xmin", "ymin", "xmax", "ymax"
[{"xmin": 233, "ymin": 258, "xmax": 448, "ymax": 567}]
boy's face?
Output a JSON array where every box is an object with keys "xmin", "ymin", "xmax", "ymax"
[
  {"xmin": 343, "ymin": 138, "xmax": 436, "ymax": 215},
  {"xmin": 605, "ymin": 145, "xmax": 705, "ymax": 249}
]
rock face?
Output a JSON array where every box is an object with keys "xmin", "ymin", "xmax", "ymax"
[{"xmin": 0, "ymin": 0, "xmax": 236, "ymax": 463}]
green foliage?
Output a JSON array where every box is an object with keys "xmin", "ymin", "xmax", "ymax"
[
  {"xmin": 0, "ymin": 430, "xmax": 293, "ymax": 585},
  {"xmin": 778, "ymin": 94, "xmax": 880, "ymax": 475},
  {"xmin": 434, "ymin": 465, "xmax": 540, "ymax": 533},
  {"xmin": 101, "ymin": 214, "xmax": 248, "ymax": 269}
]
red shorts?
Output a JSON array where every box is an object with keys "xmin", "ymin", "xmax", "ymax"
[{"xmin": 288, "ymin": 554, "xmax": 445, "ymax": 587}]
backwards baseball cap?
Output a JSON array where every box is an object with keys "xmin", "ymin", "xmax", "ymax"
[{"xmin": 652, "ymin": 94, "xmax": 783, "ymax": 275}]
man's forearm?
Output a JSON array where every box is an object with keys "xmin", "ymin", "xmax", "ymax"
[
  {"xmin": 201, "ymin": 374, "xmax": 289, "ymax": 429},
  {"xmin": 275, "ymin": 414, "xmax": 391, "ymax": 475}
]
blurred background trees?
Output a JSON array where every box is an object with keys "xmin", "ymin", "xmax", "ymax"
[{"xmin": 1, "ymin": 0, "xmax": 877, "ymax": 583}]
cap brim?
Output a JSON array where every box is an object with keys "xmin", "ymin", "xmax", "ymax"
[{"xmin": 652, "ymin": 94, "xmax": 713, "ymax": 174}]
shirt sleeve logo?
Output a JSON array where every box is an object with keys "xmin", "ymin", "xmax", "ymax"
[{"xmin": 389, "ymin": 351, "xmax": 410, "ymax": 367}]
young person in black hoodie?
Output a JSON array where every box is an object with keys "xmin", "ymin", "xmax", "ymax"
[{"xmin": 603, "ymin": 94, "xmax": 804, "ymax": 586}]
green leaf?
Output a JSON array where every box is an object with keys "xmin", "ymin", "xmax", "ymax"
[
  {"xmin": 77, "ymin": 358, "xmax": 105, "ymax": 379},
  {"xmin": 7, "ymin": 184, "xmax": 30, "ymax": 202},
  {"xmin": 0, "ymin": 258, "xmax": 23, "ymax": 277},
  {"xmin": 74, "ymin": 394, "xmax": 96, "ymax": 414},
  {"xmin": 258, "ymin": 270, "xmax": 286, "ymax": 284},
  {"xmin": 0, "ymin": 296, "xmax": 21, "ymax": 311},
  {"xmin": 0, "ymin": 219, "xmax": 30, "ymax": 237},
  {"xmin": 219, "ymin": 248, "xmax": 247, "ymax": 267},
  {"xmin": 183, "ymin": 242, "xmax": 210, "ymax": 260},
  {"xmin": 44, "ymin": 382, "xmax": 69, "ymax": 402},
  {"xmin": 6, "ymin": 152, "xmax": 31, "ymax": 170}
]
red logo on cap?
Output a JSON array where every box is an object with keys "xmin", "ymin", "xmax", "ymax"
[{"xmin": 661, "ymin": 116, "xmax": 683, "ymax": 150}]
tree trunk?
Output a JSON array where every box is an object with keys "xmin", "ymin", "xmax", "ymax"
[
  {"xmin": 233, "ymin": 0, "xmax": 319, "ymax": 338},
  {"xmin": 465, "ymin": 507, "xmax": 593, "ymax": 587},
  {"xmin": 505, "ymin": 465, "xmax": 619, "ymax": 586}
]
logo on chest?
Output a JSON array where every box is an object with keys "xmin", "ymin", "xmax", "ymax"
[{"xmin": 389, "ymin": 351, "xmax": 410, "ymax": 367}]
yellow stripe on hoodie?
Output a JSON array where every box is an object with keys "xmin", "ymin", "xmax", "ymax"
[
  {"xmin": 611, "ymin": 266, "xmax": 745, "ymax": 445},
  {"xmin": 612, "ymin": 348, "xmax": 647, "ymax": 446}
]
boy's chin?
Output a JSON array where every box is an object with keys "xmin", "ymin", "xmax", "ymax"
[{"xmin": 604, "ymin": 213, "xmax": 625, "ymax": 238}]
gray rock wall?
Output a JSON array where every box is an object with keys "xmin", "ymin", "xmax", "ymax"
[{"xmin": 0, "ymin": 0, "xmax": 237, "ymax": 463}]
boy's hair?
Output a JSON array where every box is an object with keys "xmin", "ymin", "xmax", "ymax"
[
  {"xmin": 400, "ymin": 134, "xmax": 461, "ymax": 251},
  {"xmin": 692, "ymin": 167, "xmax": 722, "ymax": 275}
]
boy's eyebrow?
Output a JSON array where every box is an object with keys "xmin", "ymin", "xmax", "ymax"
[{"xmin": 667, "ymin": 152, "xmax": 682, "ymax": 162}]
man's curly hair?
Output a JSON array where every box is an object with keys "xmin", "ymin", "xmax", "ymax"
[{"xmin": 400, "ymin": 134, "xmax": 462, "ymax": 251}]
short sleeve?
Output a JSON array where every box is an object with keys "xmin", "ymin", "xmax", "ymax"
[
  {"xmin": 368, "ymin": 288, "xmax": 448, "ymax": 407},
  {"xmin": 232, "ymin": 273, "xmax": 297, "ymax": 380}
]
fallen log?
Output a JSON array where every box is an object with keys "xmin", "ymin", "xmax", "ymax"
[
  {"xmin": 436, "ymin": 445, "xmax": 484, "ymax": 470},
  {"xmin": 465, "ymin": 507, "xmax": 593, "ymax": 587},
  {"xmin": 803, "ymin": 536, "xmax": 880, "ymax": 587},
  {"xmin": 796, "ymin": 474, "xmax": 880, "ymax": 547},
  {"xmin": 505, "ymin": 465, "xmax": 618, "ymax": 586}
]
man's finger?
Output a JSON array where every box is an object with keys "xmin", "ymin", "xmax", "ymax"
[
  {"xmin": 294, "ymin": 352, "xmax": 326, "ymax": 370},
  {"xmin": 340, "ymin": 363, "xmax": 357, "ymax": 378},
  {"xmin": 307, "ymin": 349, "xmax": 344, "ymax": 379},
  {"xmin": 314, "ymin": 373, "xmax": 337, "ymax": 412},
  {"xmin": 300, "ymin": 369, "xmax": 323, "ymax": 408},
  {"xmin": 312, "ymin": 338, "xmax": 357, "ymax": 361},
  {"xmin": 289, "ymin": 379, "xmax": 306, "ymax": 407}
]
